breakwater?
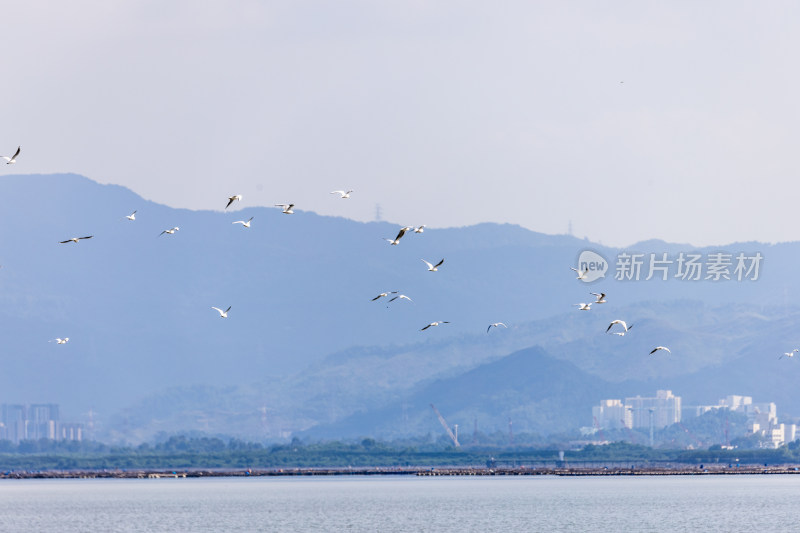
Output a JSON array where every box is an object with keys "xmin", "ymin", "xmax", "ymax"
[{"xmin": 4, "ymin": 464, "xmax": 800, "ymax": 479}]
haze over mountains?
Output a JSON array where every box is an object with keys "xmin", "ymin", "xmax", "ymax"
[{"xmin": 1, "ymin": 174, "xmax": 798, "ymax": 443}]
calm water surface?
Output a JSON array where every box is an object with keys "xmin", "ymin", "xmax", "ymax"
[{"xmin": 0, "ymin": 475, "xmax": 795, "ymax": 532}]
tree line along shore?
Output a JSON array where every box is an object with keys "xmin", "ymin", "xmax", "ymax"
[{"xmin": 2, "ymin": 438, "xmax": 800, "ymax": 474}]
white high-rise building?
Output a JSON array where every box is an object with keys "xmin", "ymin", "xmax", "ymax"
[
  {"xmin": 592, "ymin": 399, "xmax": 632, "ymax": 429},
  {"xmin": 625, "ymin": 390, "xmax": 681, "ymax": 430}
]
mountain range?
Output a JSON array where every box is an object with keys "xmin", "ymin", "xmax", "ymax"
[{"xmin": 1, "ymin": 174, "xmax": 798, "ymax": 443}]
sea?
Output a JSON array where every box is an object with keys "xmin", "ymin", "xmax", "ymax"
[{"xmin": 0, "ymin": 474, "xmax": 795, "ymax": 532}]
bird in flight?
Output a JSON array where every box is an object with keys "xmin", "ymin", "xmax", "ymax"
[
  {"xmin": 60, "ymin": 236, "xmax": 93, "ymax": 244},
  {"xmin": 649, "ymin": 346, "xmax": 671, "ymax": 355},
  {"xmin": 571, "ymin": 267, "xmax": 588, "ymax": 280},
  {"xmin": 275, "ymin": 204, "xmax": 294, "ymax": 214},
  {"xmin": 159, "ymin": 227, "xmax": 180, "ymax": 236},
  {"xmin": 50, "ymin": 337, "xmax": 69, "ymax": 344},
  {"xmin": 385, "ymin": 227, "xmax": 412, "ymax": 245},
  {"xmin": 574, "ymin": 303, "xmax": 592, "ymax": 311},
  {"xmin": 421, "ymin": 321, "xmax": 450, "ymax": 331},
  {"xmin": 779, "ymin": 349, "xmax": 799, "ymax": 360},
  {"xmin": 233, "ymin": 217, "xmax": 254, "ymax": 228},
  {"xmin": 421, "ymin": 258, "xmax": 444, "ymax": 272},
  {"xmin": 487, "ymin": 322, "xmax": 507, "ymax": 333},
  {"xmin": 211, "ymin": 306, "xmax": 231, "ymax": 318},
  {"xmin": 330, "ymin": 190, "xmax": 353, "ymax": 199},
  {"xmin": 372, "ymin": 291, "xmax": 398, "ymax": 301},
  {"xmin": 606, "ymin": 320, "xmax": 629, "ymax": 333},
  {"xmin": 414, "ymin": 225, "xmax": 425, "ymax": 233},
  {"xmin": 125, "ymin": 210, "xmax": 137, "ymax": 221},
  {"xmin": 1, "ymin": 146, "xmax": 20, "ymax": 164},
  {"xmin": 388, "ymin": 294, "xmax": 413, "ymax": 303},
  {"xmin": 226, "ymin": 195, "xmax": 242, "ymax": 209},
  {"xmin": 591, "ymin": 292, "xmax": 607, "ymax": 304}
]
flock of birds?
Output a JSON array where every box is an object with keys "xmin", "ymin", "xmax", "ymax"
[
  {"xmin": 0, "ymin": 150, "xmax": 510, "ymax": 344},
  {"xmin": 569, "ymin": 267, "xmax": 671, "ymax": 356},
  {"xmin": 9, "ymin": 141, "xmax": 778, "ymax": 361}
]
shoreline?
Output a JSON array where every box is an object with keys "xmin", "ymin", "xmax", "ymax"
[{"xmin": 4, "ymin": 465, "xmax": 800, "ymax": 479}]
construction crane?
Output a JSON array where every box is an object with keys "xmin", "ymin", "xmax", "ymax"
[
  {"xmin": 592, "ymin": 416, "xmax": 606, "ymax": 442},
  {"xmin": 430, "ymin": 404, "xmax": 460, "ymax": 447}
]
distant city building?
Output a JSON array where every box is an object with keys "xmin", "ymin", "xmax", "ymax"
[
  {"xmin": 592, "ymin": 399, "xmax": 632, "ymax": 430},
  {"xmin": 59, "ymin": 423, "xmax": 83, "ymax": 442},
  {"xmin": 692, "ymin": 395, "xmax": 754, "ymax": 417},
  {"xmin": 0, "ymin": 404, "xmax": 81, "ymax": 443},
  {"xmin": 690, "ymin": 393, "xmax": 793, "ymax": 448},
  {"xmin": 625, "ymin": 390, "xmax": 681, "ymax": 430},
  {"xmin": 1, "ymin": 405, "xmax": 26, "ymax": 444},
  {"xmin": 592, "ymin": 390, "xmax": 681, "ymax": 431},
  {"xmin": 29, "ymin": 404, "xmax": 59, "ymax": 440}
]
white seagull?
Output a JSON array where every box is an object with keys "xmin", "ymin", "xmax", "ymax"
[
  {"xmin": 591, "ymin": 292, "xmax": 607, "ymax": 304},
  {"xmin": 50, "ymin": 337, "xmax": 69, "ymax": 344},
  {"xmin": 159, "ymin": 227, "xmax": 180, "ymax": 236},
  {"xmin": 1, "ymin": 146, "xmax": 20, "ymax": 164},
  {"xmin": 649, "ymin": 346, "xmax": 671, "ymax": 355},
  {"xmin": 371, "ymin": 291, "xmax": 398, "ymax": 301},
  {"xmin": 211, "ymin": 306, "xmax": 231, "ymax": 318},
  {"xmin": 414, "ymin": 225, "xmax": 425, "ymax": 233},
  {"xmin": 575, "ymin": 303, "xmax": 592, "ymax": 311},
  {"xmin": 487, "ymin": 322, "xmax": 507, "ymax": 333},
  {"xmin": 571, "ymin": 267, "xmax": 588, "ymax": 280},
  {"xmin": 388, "ymin": 294, "xmax": 413, "ymax": 303},
  {"xmin": 233, "ymin": 217, "xmax": 254, "ymax": 228},
  {"xmin": 421, "ymin": 321, "xmax": 450, "ymax": 331},
  {"xmin": 60, "ymin": 236, "xmax": 93, "ymax": 244},
  {"xmin": 226, "ymin": 195, "xmax": 242, "ymax": 209},
  {"xmin": 125, "ymin": 210, "xmax": 137, "ymax": 221},
  {"xmin": 779, "ymin": 349, "xmax": 799, "ymax": 360},
  {"xmin": 385, "ymin": 227, "xmax": 412, "ymax": 245},
  {"xmin": 330, "ymin": 190, "xmax": 353, "ymax": 198},
  {"xmin": 275, "ymin": 203, "xmax": 294, "ymax": 214},
  {"xmin": 421, "ymin": 258, "xmax": 444, "ymax": 272},
  {"xmin": 605, "ymin": 320, "xmax": 629, "ymax": 333}
]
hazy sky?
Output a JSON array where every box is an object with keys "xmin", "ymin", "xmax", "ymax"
[{"xmin": 3, "ymin": 1, "xmax": 799, "ymax": 247}]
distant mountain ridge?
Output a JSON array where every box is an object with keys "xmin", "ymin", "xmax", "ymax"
[{"xmin": 0, "ymin": 174, "xmax": 798, "ymax": 443}]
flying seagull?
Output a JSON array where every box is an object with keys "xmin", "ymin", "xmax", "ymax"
[
  {"xmin": 60, "ymin": 236, "xmax": 93, "ymax": 244},
  {"xmin": 388, "ymin": 294, "xmax": 413, "ymax": 303},
  {"xmin": 50, "ymin": 337, "xmax": 69, "ymax": 344},
  {"xmin": 575, "ymin": 303, "xmax": 592, "ymax": 311},
  {"xmin": 233, "ymin": 217, "xmax": 254, "ymax": 228},
  {"xmin": 591, "ymin": 292, "xmax": 607, "ymax": 304},
  {"xmin": 414, "ymin": 225, "xmax": 425, "ymax": 233},
  {"xmin": 487, "ymin": 322, "xmax": 507, "ymax": 333},
  {"xmin": 1, "ymin": 146, "xmax": 20, "ymax": 164},
  {"xmin": 779, "ymin": 349, "xmax": 799, "ymax": 360},
  {"xmin": 330, "ymin": 190, "xmax": 353, "ymax": 198},
  {"xmin": 372, "ymin": 291, "xmax": 398, "ymax": 301},
  {"xmin": 421, "ymin": 258, "xmax": 444, "ymax": 272},
  {"xmin": 421, "ymin": 321, "xmax": 450, "ymax": 331},
  {"xmin": 159, "ymin": 227, "xmax": 180, "ymax": 236},
  {"xmin": 571, "ymin": 267, "xmax": 588, "ymax": 280},
  {"xmin": 226, "ymin": 195, "xmax": 242, "ymax": 209},
  {"xmin": 211, "ymin": 306, "xmax": 231, "ymax": 318},
  {"xmin": 385, "ymin": 227, "xmax": 412, "ymax": 245},
  {"xmin": 606, "ymin": 320, "xmax": 629, "ymax": 333},
  {"xmin": 649, "ymin": 346, "xmax": 671, "ymax": 355},
  {"xmin": 275, "ymin": 203, "xmax": 294, "ymax": 214},
  {"xmin": 125, "ymin": 210, "xmax": 137, "ymax": 221}
]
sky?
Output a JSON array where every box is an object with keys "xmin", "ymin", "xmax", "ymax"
[{"xmin": 3, "ymin": 1, "xmax": 800, "ymax": 247}]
